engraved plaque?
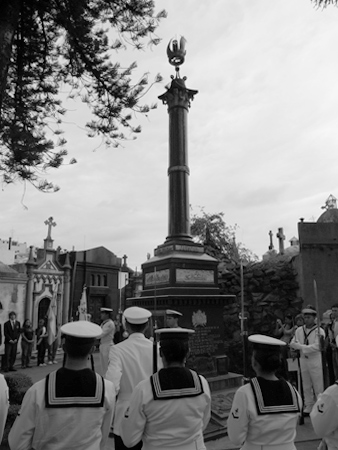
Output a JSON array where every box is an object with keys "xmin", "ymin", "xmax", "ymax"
[
  {"xmin": 145, "ymin": 269, "xmax": 170, "ymax": 286},
  {"xmin": 176, "ymin": 269, "xmax": 214, "ymax": 283}
]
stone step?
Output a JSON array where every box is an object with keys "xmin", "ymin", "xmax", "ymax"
[{"xmin": 207, "ymin": 372, "xmax": 243, "ymax": 392}]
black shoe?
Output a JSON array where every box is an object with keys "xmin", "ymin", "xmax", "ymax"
[
  {"xmin": 303, "ymin": 412, "xmax": 310, "ymax": 417},
  {"xmin": 9, "ymin": 367, "xmax": 17, "ymax": 372}
]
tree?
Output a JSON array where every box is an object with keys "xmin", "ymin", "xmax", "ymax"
[
  {"xmin": 190, "ymin": 208, "xmax": 258, "ymax": 263},
  {"xmin": 0, "ymin": 0, "xmax": 166, "ymax": 191},
  {"xmin": 311, "ymin": 0, "xmax": 338, "ymax": 5}
]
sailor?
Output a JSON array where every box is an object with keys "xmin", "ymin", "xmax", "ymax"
[
  {"xmin": 289, "ymin": 305, "xmax": 325, "ymax": 415},
  {"xmin": 99, "ymin": 307, "xmax": 115, "ymax": 376},
  {"xmin": 311, "ymin": 381, "xmax": 338, "ymax": 450},
  {"xmin": 0, "ymin": 373, "xmax": 9, "ymax": 443},
  {"xmin": 165, "ymin": 309, "xmax": 183, "ymax": 328},
  {"xmin": 120, "ymin": 328, "xmax": 211, "ymax": 450},
  {"xmin": 8, "ymin": 321, "xmax": 115, "ymax": 450},
  {"xmin": 227, "ymin": 334, "xmax": 302, "ymax": 450},
  {"xmin": 105, "ymin": 306, "xmax": 154, "ymax": 450}
]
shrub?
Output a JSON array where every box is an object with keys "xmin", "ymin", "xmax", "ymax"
[
  {"xmin": 4, "ymin": 372, "xmax": 33, "ymax": 405},
  {"xmin": 1, "ymin": 373, "xmax": 33, "ymax": 447}
]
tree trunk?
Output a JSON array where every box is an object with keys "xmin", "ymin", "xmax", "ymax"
[{"xmin": 0, "ymin": 0, "xmax": 21, "ymax": 112}]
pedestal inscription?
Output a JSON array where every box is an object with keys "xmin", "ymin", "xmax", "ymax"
[{"xmin": 176, "ymin": 269, "xmax": 214, "ymax": 283}]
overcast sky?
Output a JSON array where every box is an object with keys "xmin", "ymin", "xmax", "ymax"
[{"xmin": 2, "ymin": 0, "xmax": 338, "ymax": 270}]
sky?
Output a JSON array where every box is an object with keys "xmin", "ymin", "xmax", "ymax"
[{"xmin": 2, "ymin": 0, "xmax": 338, "ymax": 271}]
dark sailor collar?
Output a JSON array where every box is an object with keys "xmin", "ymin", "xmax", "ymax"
[
  {"xmin": 250, "ymin": 377, "xmax": 300, "ymax": 415},
  {"xmin": 45, "ymin": 368, "xmax": 104, "ymax": 408},
  {"xmin": 150, "ymin": 367, "xmax": 204, "ymax": 401}
]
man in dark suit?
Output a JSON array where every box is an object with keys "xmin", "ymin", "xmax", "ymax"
[{"xmin": 4, "ymin": 311, "xmax": 21, "ymax": 372}]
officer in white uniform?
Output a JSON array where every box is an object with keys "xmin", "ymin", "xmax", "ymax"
[
  {"xmin": 290, "ymin": 305, "xmax": 325, "ymax": 414},
  {"xmin": 165, "ymin": 309, "xmax": 182, "ymax": 328},
  {"xmin": 8, "ymin": 321, "xmax": 115, "ymax": 450},
  {"xmin": 0, "ymin": 373, "xmax": 9, "ymax": 443},
  {"xmin": 311, "ymin": 381, "xmax": 338, "ymax": 450},
  {"xmin": 105, "ymin": 306, "xmax": 154, "ymax": 450},
  {"xmin": 99, "ymin": 307, "xmax": 115, "ymax": 376},
  {"xmin": 227, "ymin": 334, "xmax": 302, "ymax": 450},
  {"xmin": 120, "ymin": 328, "xmax": 211, "ymax": 450}
]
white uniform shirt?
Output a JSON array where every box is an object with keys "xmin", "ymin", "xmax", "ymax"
[
  {"xmin": 311, "ymin": 383, "xmax": 338, "ymax": 450},
  {"xmin": 8, "ymin": 374, "xmax": 115, "ymax": 450},
  {"xmin": 0, "ymin": 374, "xmax": 9, "ymax": 443},
  {"xmin": 290, "ymin": 325, "xmax": 325, "ymax": 356},
  {"xmin": 120, "ymin": 372, "xmax": 211, "ymax": 450},
  {"xmin": 227, "ymin": 381, "xmax": 301, "ymax": 450},
  {"xmin": 105, "ymin": 332, "xmax": 156, "ymax": 435},
  {"xmin": 100, "ymin": 319, "xmax": 115, "ymax": 346}
]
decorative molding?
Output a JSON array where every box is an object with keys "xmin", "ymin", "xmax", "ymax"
[
  {"xmin": 145, "ymin": 269, "xmax": 170, "ymax": 286},
  {"xmin": 176, "ymin": 269, "xmax": 214, "ymax": 284}
]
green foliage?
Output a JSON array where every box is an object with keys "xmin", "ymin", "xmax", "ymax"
[
  {"xmin": 190, "ymin": 208, "xmax": 258, "ymax": 263},
  {"xmin": 1, "ymin": 372, "xmax": 33, "ymax": 446},
  {"xmin": 0, "ymin": 0, "xmax": 166, "ymax": 191},
  {"xmin": 4, "ymin": 372, "xmax": 33, "ymax": 404},
  {"xmin": 2, "ymin": 404, "xmax": 20, "ymax": 446}
]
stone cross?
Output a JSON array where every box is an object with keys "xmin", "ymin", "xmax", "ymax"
[
  {"xmin": 44, "ymin": 217, "xmax": 56, "ymax": 239},
  {"xmin": 122, "ymin": 254, "xmax": 128, "ymax": 267},
  {"xmin": 276, "ymin": 227, "xmax": 285, "ymax": 255},
  {"xmin": 268, "ymin": 230, "xmax": 274, "ymax": 250}
]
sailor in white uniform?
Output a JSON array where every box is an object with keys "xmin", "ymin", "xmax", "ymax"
[
  {"xmin": 8, "ymin": 321, "xmax": 115, "ymax": 450},
  {"xmin": 99, "ymin": 307, "xmax": 115, "ymax": 376},
  {"xmin": 105, "ymin": 306, "xmax": 154, "ymax": 450},
  {"xmin": 120, "ymin": 328, "xmax": 211, "ymax": 450},
  {"xmin": 227, "ymin": 334, "xmax": 302, "ymax": 450},
  {"xmin": 311, "ymin": 381, "xmax": 338, "ymax": 450},
  {"xmin": 0, "ymin": 374, "xmax": 9, "ymax": 443},
  {"xmin": 165, "ymin": 309, "xmax": 183, "ymax": 328},
  {"xmin": 290, "ymin": 305, "xmax": 325, "ymax": 414}
]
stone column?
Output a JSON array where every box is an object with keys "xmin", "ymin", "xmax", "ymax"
[
  {"xmin": 62, "ymin": 253, "xmax": 72, "ymax": 324},
  {"xmin": 25, "ymin": 246, "xmax": 36, "ymax": 321},
  {"xmin": 159, "ymin": 77, "xmax": 197, "ymax": 242}
]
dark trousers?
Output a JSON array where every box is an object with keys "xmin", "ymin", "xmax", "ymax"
[
  {"xmin": 4, "ymin": 342, "xmax": 18, "ymax": 370},
  {"xmin": 37, "ymin": 341, "xmax": 46, "ymax": 365},
  {"xmin": 21, "ymin": 341, "xmax": 33, "ymax": 367},
  {"xmin": 114, "ymin": 434, "xmax": 142, "ymax": 450}
]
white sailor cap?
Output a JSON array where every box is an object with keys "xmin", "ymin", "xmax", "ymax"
[
  {"xmin": 123, "ymin": 306, "xmax": 152, "ymax": 324},
  {"xmin": 302, "ymin": 306, "xmax": 317, "ymax": 315},
  {"xmin": 60, "ymin": 321, "xmax": 102, "ymax": 340},
  {"xmin": 166, "ymin": 309, "xmax": 183, "ymax": 317},
  {"xmin": 155, "ymin": 328, "xmax": 194, "ymax": 341},
  {"xmin": 100, "ymin": 307, "xmax": 113, "ymax": 312},
  {"xmin": 249, "ymin": 334, "xmax": 286, "ymax": 347}
]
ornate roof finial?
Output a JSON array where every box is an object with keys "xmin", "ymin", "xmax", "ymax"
[
  {"xmin": 321, "ymin": 194, "xmax": 337, "ymax": 210},
  {"xmin": 167, "ymin": 36, "xmax": 187, "ymax": 79}
]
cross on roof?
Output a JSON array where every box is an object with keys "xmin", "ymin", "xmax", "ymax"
[
  {"xmin": 268, "ymin": 230, "xmax": 274, "ymax": 250},
  {"xmin": 276, "ymin": 227, "xmax": 285, "ymax": 255},
  {"xmin": 44, "ymin": 217, "xmax": 56, "ymax": 240}
]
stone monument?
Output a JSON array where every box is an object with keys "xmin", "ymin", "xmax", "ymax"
[{"xmin": 127, "ymin": 38, "xmax": 240, "ymax": 405}]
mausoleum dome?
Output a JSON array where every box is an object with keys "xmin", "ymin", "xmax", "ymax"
[{"xmin": 317, "ymin": 208, "xmax": 338, "ymax": 223}]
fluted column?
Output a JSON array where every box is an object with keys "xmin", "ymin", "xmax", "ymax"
[{"xmin": 159, "ymin": 77, "xmax": 197, "ymax": 242}]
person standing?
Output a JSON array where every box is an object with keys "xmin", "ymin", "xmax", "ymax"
[
  {"xmin": 105, "ymin": 306, "xmax": 153, "ymax": 450},
  {"xmin": 290, "ymin": 305, "xmax": 325, "ymax": 415},
  {"xmin": 4, "ymin": 311, "xmax": 21, "ymax": 372},
  {"xmin": 120, "ymin": 328, "xmax": 211, "ymax": 450},
  {"xmin": 311, "ymin": 380, "xmax": 338, "ymax": 450},
  {"xmin": 165, "ymin": 309, "xmax": 183, "ymax": 328},
  {"xmin": 0, "ymin": 373, "xmax": 9, "ymax": 443},
  {"xmin": 36, "ymin": 319, "xmax": 48, "ymax": 367},
  {"xmin": 21, "ymin": 319, "xmax": 34, "ymax": 368},
  {"xmin": 329, "ymin": 304, "xmax": 338, "ymax": 380},
  {"xmin": 227, "ymin": 334, "xmax": 302, "ymax": 450},
  {"xmin": 99, "ymin": 307, "xmax": 115, "ymax": 376},
  {"xmin": 8, "ymin": 321, "xmax": 115, "ymax": 450}
]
